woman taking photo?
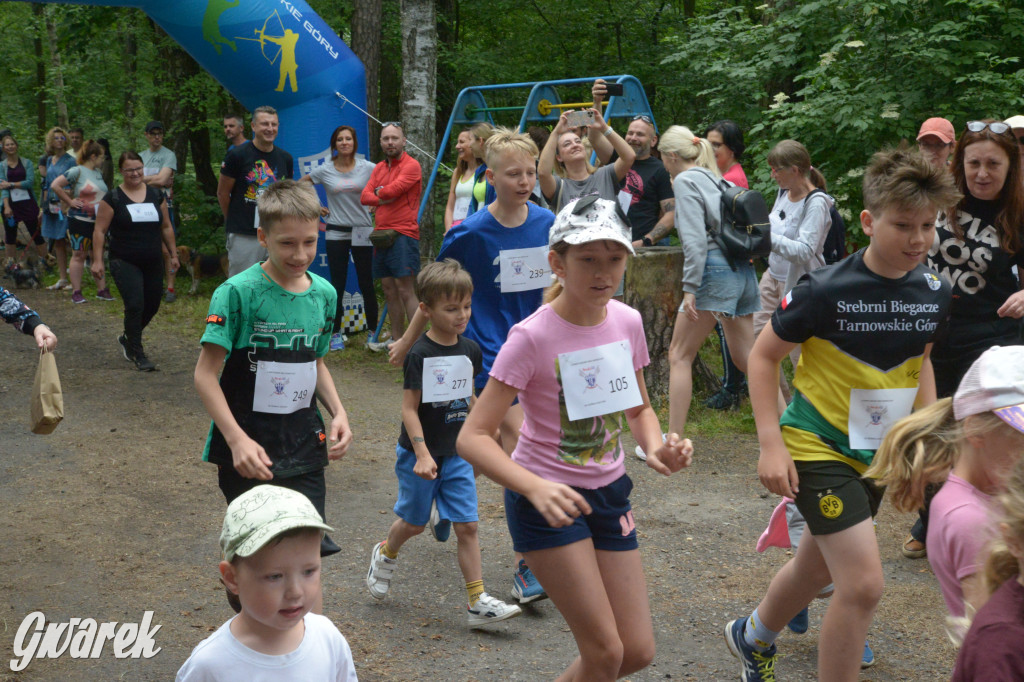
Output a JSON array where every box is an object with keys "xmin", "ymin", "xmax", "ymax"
[
  {"xmin": 40, "ymin": 127, "xmax": 76, "ymax": 290},
  {"xmin": 0, "ymin": 134, "xmax": 47, "ymax": 266},
  {"xmin": 91, "ymin": 151, "xmax": 177, "ymax": 371},
  {"xmin": 538, "ymin": 109, "xmax": 635, "ymax": 213},
  {"xmin": 51, "ymin": 139, "xmax": 110, "ymax": 304},
  {"xmin": 301, "ymin": 124, "xmax": 377, "ymax": 350},
  {"xmin": 658, "ymin": 125, "xmax": 757, "ymax": 448}
]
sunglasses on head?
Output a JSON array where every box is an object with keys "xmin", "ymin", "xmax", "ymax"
[
  {"xmin": 966, "ymin": 120, "xmax": 1010, "ymax": 135},
  {"xmin": 381, "ymin": 121, "xmax": 402, "ymax": 129},
  {"xmin": 632, "ymin": 115, "xmax": 654, "ymax": 125}
]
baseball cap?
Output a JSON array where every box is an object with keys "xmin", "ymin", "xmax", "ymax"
[
  {"xmin": 952, "ymin": 346, "xmax": 1024, "ymax": 434},
  {"xmin": 549, "ymin": 195, "xmax": 634, "ymax": 253},
  {"xmin": 145, "ymin": 121, "xmax": 164, "ymax": 133},
  {"xmin": 1004, "ymin": 115, "xmax": 1024, "ymax": 131},
  {"xmin": 220, "ymin": 485, "xmax": 333, "ymax": 561},
  {"xmin": 917, "ymin": 117, "xmax": 955, "ymax": 144}
]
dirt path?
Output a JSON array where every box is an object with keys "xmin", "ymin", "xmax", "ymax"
[{"xmin": 1, "ymin": 287, "xmax": 956, "ymax": 681}]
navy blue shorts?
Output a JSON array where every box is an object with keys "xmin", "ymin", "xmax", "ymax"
[
  {"xmin": 505, "ymin": 473, "xmax": 638, "ymax": 553},
  {"xmin": 372, "ymin": 233, "xmax": 420, "ymax": 279}
]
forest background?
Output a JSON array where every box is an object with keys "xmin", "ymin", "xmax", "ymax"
[{"xmin": 0, "ymin": 0, "xmax": 1022, "ymax": 257}]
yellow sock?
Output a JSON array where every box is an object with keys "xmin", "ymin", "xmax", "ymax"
[
  {"xmin": 466, "ymin": 580, "xmax": 484, "ymax": 605},
  {"xmin": 381, "ymin": 541, "xmax": 398, "ymax": 560}
]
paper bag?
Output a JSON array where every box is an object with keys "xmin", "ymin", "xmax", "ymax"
[{"xmin": 30, "ymin": 348, "xmax": 63, "ymax": 434}]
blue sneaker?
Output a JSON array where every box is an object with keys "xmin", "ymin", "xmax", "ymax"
[
  {"xmin": 329, "ymin": 332, "xmax": 345, "ymax": 351},
  {"xmin": 427, "ymin": 499, "xmax": 451, "ymax": 542},
  {"xmin": 511, "ymin": 559, "xmax": 547, "ymax": 604},
  {"xmin": 724, "ymin": 618, "xmax": 778, "ymax": 682},
  {"xmin": 787, "ymin": 606, "xmax": 809, "ymax": 634},
  {"xmin": 861, "ymin": 640, "xmax": 875, "ymax": 668}
]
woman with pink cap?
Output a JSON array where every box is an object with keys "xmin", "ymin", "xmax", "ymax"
[{"xmin": 916, "ymin": 117, "xmax": 956, "ymax": 168}]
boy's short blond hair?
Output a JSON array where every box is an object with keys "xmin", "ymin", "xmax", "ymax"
[
  {"xmin": 416, "ymin": 259, "xmax": 473, "ymax": 308},
  {"xmin": 484, "ymin": 127, "xmax": 538, "ymax": 168},
  {"xmin": 862, "ymin": 144, "xmax": 961, "ymax": 214},
  {"xmin": 257, "ymin": 179, "xmax": 322, "ymax": 232}
]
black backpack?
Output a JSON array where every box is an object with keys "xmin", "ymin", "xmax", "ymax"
[
  {"xmin": 808, "ymin": 189, "xmax": 847, "ymax": 265},
  {"xmin": 713, "ymin": 178, "xmax": 772, "ymax": 270}
]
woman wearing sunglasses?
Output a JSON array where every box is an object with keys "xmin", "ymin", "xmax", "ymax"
[
  {"xmin": 40, "ymin": 127, "xmax": 76, "ymax": 290},
  {"xmin": 904, "ymin": 120, "xmax": 1024, "ymax": 561}
]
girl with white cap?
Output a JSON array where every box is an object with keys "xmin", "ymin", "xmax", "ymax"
[{"xmin": 458, "ymin": 197, "xmax": 692, "ymax": 681}]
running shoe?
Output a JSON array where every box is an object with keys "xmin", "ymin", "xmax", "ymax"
[
  {"xmin": 117, "ymin": 334, "xmax": 132, "ymax": 362},
  {"xmin": 366, "ymin": 541, "xmax": 396, "ymax": 600},
  {"xmin": 70, "ymin": 291, "xmax": 86, "ymax": 304},
  {"xmin": 329, "ymin": 332, "xmax": 346, "ymax": 352},
  {"xmin": 724, "ymin": 618, "xmax": 778, "ymax": 682},
  {"xmin": 428, "ymin": 499, "xmax": 451, "ymax": 542},
  {"xmin": 634, "ymin": 433, "xmax": 667, "ymax": 462},
  {"xmin": 511, "ymin": 559, "xmax": 547, "ymax": 604},
  {"xmin": 133, "ymin": 350, "xmax": 156, "ymax": 372},
  {"xmin": 95, "ymin": 288, "xmax": 114, "ymax": 301},
  {"xmin": 366, "ymin": 338, "xmax": 393, "ymax": 353},
  {"xmin": 861, "ymin": 640, "xmax": 875, "ymax": 669},
  {"xmin": 467, "ymin": 593, "xmax": 521, "ymax": 628},
  {"xmin": 46, "ymin": 279, "xmax": 70, "ymax": 291},
  {"xmin": 704, "ymin": 387, "xmax": 741, "ymax": 410},
  {"xmin": 164, "ymin": 290, "xmax": 177, "ymax": 303},
  {"xmin": 787, "ymin": 606, "xmax": 809, "ymax": 634}
]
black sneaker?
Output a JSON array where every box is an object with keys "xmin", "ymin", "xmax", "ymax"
[
  {"xmin": 133, "ymin": 351, "xmax": 156, "ymax": 372},
  {"xmin": 704, "ymin": 387, "xmax": 741, "ymax": 410},
  {"xmin": 116, "ymin": 334, "xmax": 132, "ymax": 362}
]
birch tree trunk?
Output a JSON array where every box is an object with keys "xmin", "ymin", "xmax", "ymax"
[
  {"xmin": 400, "ymin": 0, "xmax": 437, "ymax": 257},
  {"xmin": 44, "ymin": 7, "xmax": 68, "ymax": 130},
  {"xmin": 350, "ymin": 0, "xmax": 382, "ymax": 159}
]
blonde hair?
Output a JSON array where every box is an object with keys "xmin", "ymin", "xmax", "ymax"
[
  {"xmin": 553, "ymin": 131, "xmax": 595, "ymax": 177},
  {"xmin": 766, "ymin": 139, "xmax": 826, "ymax": 189},
  {"xmin": 658, "ymin": 126, "xmax": 719, "ymax": 176},
  {"xmin": 542, "ymin": 240, "xmax": 570, "ymax": 304},
  {"xmin": 256, "ymin": 179, "xmax": 322, "ymax": 232},
  {"xmin": 416, "ymin": 259, "xmax": 473, "ymax": 308},
  {"xmin": 862, "ymin": 143, "xmax": 962, "ymax": 214},
  {"xmin": 45, "ymin": 127, "xmax": 68, "ymax": 156},
  {"xmin": 484, "ymin": 127, "xmax": 539, "ymax": 168},
  {"xmin": 866, "ymin": 398, "xmax": 1018, "ymax": 512},
  {"xmin": 984, "ymin": 459, "xmax": 1024, "ymax": 595}
]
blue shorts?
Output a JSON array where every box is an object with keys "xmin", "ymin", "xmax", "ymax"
[
  {"xmin": 690, "ymin": 248, "xmax": 759, "ymax": 317},
  {"xmin": 393, "ymin": 444, "xmax": 478, "ymax": 526},
  {"xmin": 505, "ymin": 473, "xmax": 638, "ymax": 553},
  {"xmin": 373, "ymin": 233, "xmax": 420, "ymax": 279}
]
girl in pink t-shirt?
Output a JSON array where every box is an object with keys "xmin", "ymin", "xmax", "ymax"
[
  {"xmin": 458, "ymin": 197, "xmax": 692, "ymax": 681},
  {"xmin": 867, "ymin": 345, "xmax": 1024, "ymax": 641}
]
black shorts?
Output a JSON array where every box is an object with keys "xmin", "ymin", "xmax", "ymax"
[{"xmin": 793, "ymin": 460, "xmax": 884, "ymax": 536}]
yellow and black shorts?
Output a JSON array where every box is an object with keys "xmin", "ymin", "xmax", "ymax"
[{"xmin": 793, "ymin": 460, "xmax": 884, "ymax": 536}]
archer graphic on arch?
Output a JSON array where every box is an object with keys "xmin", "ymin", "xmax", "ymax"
[{"xmin": 235, "ymin": 11, "xmax": 300, "ymax": 93}]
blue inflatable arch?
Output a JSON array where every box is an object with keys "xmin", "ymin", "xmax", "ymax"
[{"xmin": 20, "ymin": 0, "xmax": 370, "ymax": 321}]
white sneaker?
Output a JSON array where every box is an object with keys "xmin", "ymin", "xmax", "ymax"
[
  {"xmin": 366, "ymin": 541, "xmax": 396, "ymax": 600},
  {"xmin": 47, "ymin": 278, "xmax": 70, "ymax": 291},
  {"xmin": 634, "ymin": 433, "xmax": 667, "ymax": 461},
  {"xmin": 467, "ymin": 592, "xmax": 521, "ymax": 627},
  {"xmin": 366, "ymin": 338, "xmax": 393, "ymax": 353}
]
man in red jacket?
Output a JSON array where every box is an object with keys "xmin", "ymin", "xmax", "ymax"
[{"xmin": 361, "ymin": 123, "xmax": 422, "ymax": 350}]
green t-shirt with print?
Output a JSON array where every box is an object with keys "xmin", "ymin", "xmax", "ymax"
[{"xmin": 200, "ymin": 263, "xmax": 337, "ymax": 477}]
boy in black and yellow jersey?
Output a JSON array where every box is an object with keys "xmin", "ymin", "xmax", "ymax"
[{"xmin": 724, "ymin": 146, "xmax": 962, "ymax": 682}]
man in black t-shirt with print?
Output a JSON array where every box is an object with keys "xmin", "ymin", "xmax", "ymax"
[{"xmin": 217, "ymin": 105, "xmax": 294, "ymax": 276}]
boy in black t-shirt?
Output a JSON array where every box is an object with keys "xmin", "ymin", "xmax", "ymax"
[
  {"xmin": 366, "ymin": 260, "xmax": 521, "ymax": 627},
  {"xmin": 724, "ymin": 146, "xmax": 961, "ymax": 681}
]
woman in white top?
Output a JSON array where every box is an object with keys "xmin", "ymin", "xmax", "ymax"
[
  {"xmin": 301, "ymin": 125, "xmax": 377, "ymax": 350},
  {"xmin": 443, "ymin": 125, "xmax": 487, "ymax": 233},
  {"xmin": 755, "ymin": 140, "xmax": 832, "ymax": 403}
]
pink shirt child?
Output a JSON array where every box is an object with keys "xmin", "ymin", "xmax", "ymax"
[
  {"xmin": 489, "ymin": 300, "xmax": 650, "ymax": 489},
  {"xmin": 927, "ymin": 473, "xmax": 995, "ymax": 618}
]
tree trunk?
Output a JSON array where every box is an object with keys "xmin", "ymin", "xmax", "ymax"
[
  {"xmin": 44, "ymin": 7, "xmax": 68, "ymax": 130},
  {"xmin": 623, "ymin": 247, "xmax": 720, "ymax": 400},
  {"xmin": 400, "ymin": 0, "xmax": 437, "ymax": 258},
  {"xmin": 350, "ymin": 0, "xmax": 382, "ymax": 159},
  {"xmin": 33, "ymin": 4, "xmax": 46, "ymax": 133},
  {"xmin": 123, "ymin": 14, "xmax": 138, "ymax": 137}
]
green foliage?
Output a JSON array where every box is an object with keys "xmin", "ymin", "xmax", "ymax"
[{"xmin": 661, "ymin": 0, "xmax": 1024, "ymax": 245}]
